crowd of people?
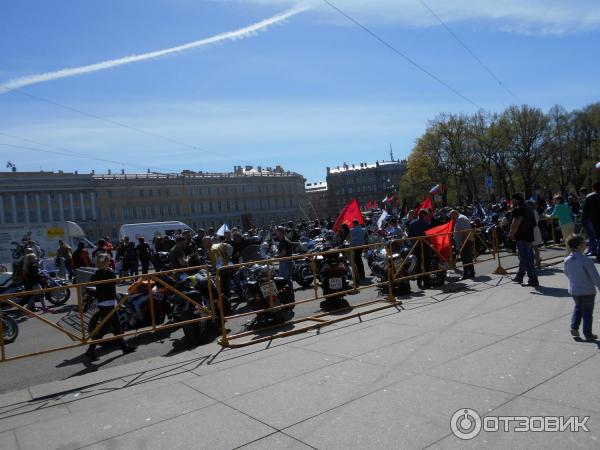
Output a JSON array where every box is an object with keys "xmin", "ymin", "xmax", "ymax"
[{"xmin": 8, "ymin": 181, "xmax": 600, "ymax": 348}]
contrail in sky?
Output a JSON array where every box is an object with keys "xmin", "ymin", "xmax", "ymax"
[{"xmin": 0, "ymin": 6, "xmax": 308, "ymax": 93}]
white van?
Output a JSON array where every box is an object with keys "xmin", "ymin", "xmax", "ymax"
[{"xmin": 118, "ymin": 221, "xmax": 193, "ymax": 246}]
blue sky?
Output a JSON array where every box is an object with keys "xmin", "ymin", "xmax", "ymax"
[{"xmin": 1, "ymin": 0, "xmax": 599, "ymax": 181}]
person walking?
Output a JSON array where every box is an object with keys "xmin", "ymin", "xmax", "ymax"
[
  {"xmin": 124, "ymin": 242, "xmax": 139, "ymax": 277},
  {"xmin": 508, "ymin": 193, "xmax": 539, "ymax": 287},
  {"xmin": 550, "ymin": 195, "xmax": 574, "ymax": 243},
  {"xmin": 72, "ymin": 241, "xmax": 91, "ymax": 270},
  {"xmin": 564, "ymin": 235, "xmax": 600, "ymax": 341},
  {"xmin": 275, "ymin": 227, "xmax": 294, "ymax": 290},
  {"xmin": 136, "ymin": 237, "xmax": 151, "ymax": 274},
  {"xmin": 56, "ymin": 240, "xmax": 74, "ymax": 280},
  {"xmin": 21, "ymin": 249, "xmax": 49, "ymax": 313},
  {"xmin": 85, "ymin": 254, "xmax": 135, "ymax": 361},
  {"xmin": 450, "ymin": 210, "xmax": 475, "ymax": 280},
  {"xmin": 582, "ymin": 182, "xmax": 600, "ymax": 258},
  {"xmin": 349, "ymin": 219, "xmax": 367, "ymax": 280}
]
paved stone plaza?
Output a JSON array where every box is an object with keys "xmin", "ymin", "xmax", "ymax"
[{"xmin": 1, "ymin": 266, "xmax": 599, "ymax": 449}]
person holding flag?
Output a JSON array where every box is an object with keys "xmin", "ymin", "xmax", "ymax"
[{"xmin": 450, "ymin": 210, "xmax": 475, "ymax": 279}]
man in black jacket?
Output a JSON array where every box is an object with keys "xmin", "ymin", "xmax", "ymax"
[
  {"xmin": 582, "ymin": 182, "xmax": 600, "ymax": 259},
  {"xmin": 508, "ymin": 193, "xmax": 539, "ymax": 287},
  {"xmin": 85, "ymin": 254, "xmax": 135, "ymax": 361}
]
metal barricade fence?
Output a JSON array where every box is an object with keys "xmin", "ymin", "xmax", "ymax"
[
  {"xmin": 0, "ymin": 265, "xmax": 217, "ymax": 362},
  {"xmin": 0, "ymin": 223, "xmax": 572, "ymax": 361}
]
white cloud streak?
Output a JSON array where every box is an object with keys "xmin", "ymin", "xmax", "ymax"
[
  {"xmin": 242, "ymin": 0, "xmax": 600, "ymax": 35},
  {"xmin": 0, "ymin": 5, "xmax": 308, "ymax": 93}
]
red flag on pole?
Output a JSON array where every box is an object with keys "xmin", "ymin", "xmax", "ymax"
[
  {"xmin": 425, "ymin": 220, "xmax": 455, "ymax": 261},
  {"xmin": 415, "ymin": 196, "xmax": 434, "ymax": 214},
  {"xmin": 333, "ymin": 199, "xmax": 364, "ymax": 233}
]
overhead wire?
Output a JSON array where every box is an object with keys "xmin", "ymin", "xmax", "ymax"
[
  {"xmin": 1, "ymin": 86, "xmax": 252, "ymax": 166},
  {"xmin": 319, "ymin": 0, "xmax": 482, "ymax": 109},
  {"xmin": 0, "ymin": 130, "xmax": 181, "ymax": 173},
  {"xmin": 418, "ymin": 0, "xmax": 521, "ymax": 103}
]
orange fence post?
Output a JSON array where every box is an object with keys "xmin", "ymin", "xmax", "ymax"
[
  {"xmin": 386, "ymin": 241, "xmax": 395, "ymax": 303},
  {"xmin": 0, "ymin": 313, "xmax": 5, "ymax": 361},
  {"xmin": 215, "ymin": 270, "xmax": 229, "ymax": 347},
  {"xmin": 147, "ymin": 276, "xmax": 157, "ymax": 331},
  {"xmin": 76, "ymin": 286, "xmax": 86, "ymax": 341}
]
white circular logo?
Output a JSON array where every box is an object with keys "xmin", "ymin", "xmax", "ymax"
[{"xmin": 450, "ymin": 408, "xmax": 482, "ymax": 440}]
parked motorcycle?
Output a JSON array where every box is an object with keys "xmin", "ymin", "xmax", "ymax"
[
  {"xmin": 416, "ymin": 252, "xmax": 448, "ymax": 289},
  {"xmin": 369, "ymin": 243, "xmax": 417, "ymax": 294},
  {"xmin": 245, "ymin": 264, "xmax": 295, "ymax": 324},
  {"xmin": 293, "ymin": 239, "xmax": 317, "ymax": 288},
  {"xmin": 0, "ymin": 312, "xmax": 19, "ymax": 344},
  {"xmin": 0, "ymin": 270, "xmax": 69, "ymax": 308},
  {"xmin": 317, "ymin": 250, "xmax": 351, "ymax": 311},
  {"xmin": 171, "ymin": 271, "xmax": 219, "ymax": 343},
  {"xmin": 39, "ymin": 270, "xmax": 71, "ymax": 306},
  {"xmin": 87, "ymin": 278, "xmax": 176, "ymax": 340}
]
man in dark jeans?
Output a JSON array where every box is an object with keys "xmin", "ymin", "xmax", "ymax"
[
  {"xmin": 85, "ymin": 254, "xmax": 135, "ymax": 361},
  {"xmin": 582, "ymin": 182, "xmax": 600, "ymax": 259},
  {"xmin": 136, "ymin": 237, "xmax": 152, "ymax": 274},
  {"xmin": 508, "ymin": 193, "xmax": 539, "ymax": 287}
]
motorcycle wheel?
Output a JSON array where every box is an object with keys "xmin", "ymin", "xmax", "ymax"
[
  {"xmin": 2, "ymin": 315, "xmax": 19, "ymax": 343},
  {"xmin": 181, "ymin": 306, "xmax": 210, "ymax": 345},
  {"xmin": 417, "ymin": 276, "xmax": 430, "ymax": 290},
  {"xmin": 296, "ymin": 266, "xmax": 314, "ymax": 288},
  {"xmin": 46, "ymin": 286, "xmax": 71, "ymax": 306}
]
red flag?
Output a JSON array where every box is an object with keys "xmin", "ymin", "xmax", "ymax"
[
  {"xmin": 415, "ymin": 196, "xmax": 434, "ymax": 214},
  {"xmin": 365, "ymin": 200, "xmax": 372, "ymax": 210},
  {"xmin": 425, "ymin": 220, "xmax": 455, "ymax": 261},
  {"xmin": 373, "ymin": 200, "xmax": 379, "ymax": 209},
  {"xmin": 333, "ymin": 199, "xmax": 364, "ymax": 233}
]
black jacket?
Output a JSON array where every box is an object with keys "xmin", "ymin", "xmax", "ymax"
[{"xmin": 90, "ymin": 268, "xmax": 117, "ymax": 301}]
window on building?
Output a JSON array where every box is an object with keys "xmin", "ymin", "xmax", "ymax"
[{"xmin": 139, "ymin": 190, "xmax": 144, "ymax": 197}]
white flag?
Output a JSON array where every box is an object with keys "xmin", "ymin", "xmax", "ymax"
[
  {"xmin": 377, "ymin": 211, "xmax": 389, "ymax": 229},
  {"xmin": 216, "ymin": 223, "xmax": 230, "ymax": 236}
]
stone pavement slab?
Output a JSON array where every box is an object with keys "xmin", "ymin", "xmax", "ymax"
[
  {"xmin": 83, "ymin": 403, "xmax": 275, "ymax": 450},
  {"xmin": 1, "ymin": 267, "xmax": 599, "ymax": 449},
  {"xmin": 225, "ymin": 359, "xmax": 392, "ymax": 429},
  {"xmin": 524, "ymin": 354, "xmax": 600, "ymax": 414},
  {"xmin": 238, "ymin": 432, "xmax": 313, "ymax": 449},
  {"xmin": 15, "ymin": 382, "xmax": 215, "ymax": 450},
  {"xmin": 284, "ymin": 374, "xmax": 514, "ymax": 450},
  {"xmin": 357, "ymin": 329, "xmax": 505, "ymax": 372},
  {"xmin": 185, "ymin": 347, "xmax": 343, "ymax": 401},
  {"xmin": 428, "ymin": 336, "xmax": 595, "ymax": 395}
]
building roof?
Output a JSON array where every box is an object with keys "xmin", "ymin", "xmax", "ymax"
[{"xmin": 327, "ymin": 159, "xmax": 405, "ymax": 174}]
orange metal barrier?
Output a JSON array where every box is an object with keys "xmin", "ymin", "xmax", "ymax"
[
  {"xmin": 0, "ymin": 221, "xmax": 573, "ymax": 360},
  {"xmin": 216, "ymin": 227, "xmax": 500, "ymax": 348},
  {"xmin": 0, "ymin": 265, "xmax": 217, "ymax": 362}
]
